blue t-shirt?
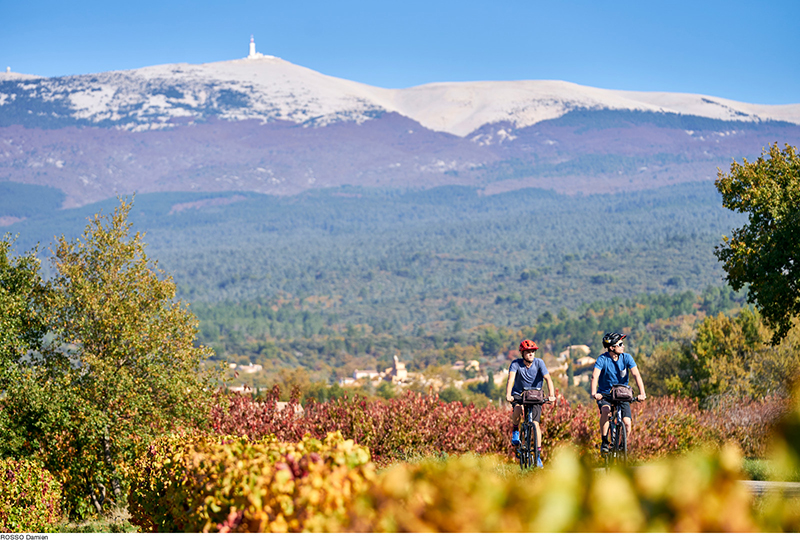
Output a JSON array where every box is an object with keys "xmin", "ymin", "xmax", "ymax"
[
  {"xmin": 509, "ymin": 357, "xmax": 549, "ymax": 395},
  {"xmin": 594, "ymin": 352, "xmax": 637, "ymax": 394}
]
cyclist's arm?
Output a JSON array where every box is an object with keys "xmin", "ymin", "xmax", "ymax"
[
  {"xmin": 544, "ymin": 373, "xmax": 556, "ymax": 401},
  {"xmin": 631, "ymin": 365, "xmax": 646, "ymax": 400},
  {"xmin": 590, "ymin": 366, "xmax": 602, "ymax": 400},
  {"xmin": 505, "ymin": 370, "xmax": 517, "ymax": 402}
]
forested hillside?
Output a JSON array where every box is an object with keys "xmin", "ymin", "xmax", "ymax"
[{"xmin": 5, "ymin": 180, "xmax": 746, "ymax": 384}]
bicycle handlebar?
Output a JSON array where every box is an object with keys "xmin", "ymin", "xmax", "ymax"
[
  {"xmin": 596, "ymin": 393, "xmax": 642, "ymax": 403},
  {"xmin": 511, "ymin": 395, "xmax": 557, "ymax": 405}
]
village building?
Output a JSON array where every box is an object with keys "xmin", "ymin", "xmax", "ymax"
[
  {"xmin": 452, "ymin": 359, "xmax": 480, "ymax": 372},
  {"xmin": 387, "ymin": 355, "xmax": 408, "ymax": 384},
  {"xmin": 353, "ymin": 369, "xmax": 381, "ymax": 380}
]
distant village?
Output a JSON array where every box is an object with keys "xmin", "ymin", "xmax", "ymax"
[{"xmin": 226, "ymin": 344, "xmax": 598, "ymax": 397}]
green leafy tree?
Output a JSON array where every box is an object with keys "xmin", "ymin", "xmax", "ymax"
[
  {"xmin": 479, "ymin": 327, "xmax": 504, "ymax": 356},
  {"xmin": 672, "ymin": 309, "xmax": 763, "ymax": 401},
  {"xmin": 646, "ymin": 307, "xmax": 800, "ymax": 403},
  {"xmin": 0, "ymin": 236, "xmax": 49, "ymax": 456},
  {"xmin": 438, "ymin": 385, "xmax": 465, "ymax": 404},
  {"xmin": 2, "ymin": 199, "xmax": 218, "ymax": 518},
  {"xmin": 376, "ymin": 380, "xmax": 395, "ymax": 399},
  {"xmin": 715, "ymin": 143, "xmax": 800, "ymax": 344},
  {"xmin": 0, "ymin": 235, "xmax": 47, "ymax": 375}
]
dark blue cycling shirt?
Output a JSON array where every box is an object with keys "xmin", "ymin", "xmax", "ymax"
[{"xmin": 509, "ymin": 357, "xmax": 548, "ymax": 395}]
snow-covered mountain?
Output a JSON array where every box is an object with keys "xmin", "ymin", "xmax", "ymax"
[
  {"xmin": 1, "ymin": 57, "xmax": 799, "ymax": 209},
  {"xmin": 2, "ymin": 56, "xmax": 799, "ymax": 136}
]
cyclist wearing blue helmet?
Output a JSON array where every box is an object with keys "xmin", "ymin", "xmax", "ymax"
[{"xmin": 591, "ymin": 332, "xmax": 647, "ymax": 453}]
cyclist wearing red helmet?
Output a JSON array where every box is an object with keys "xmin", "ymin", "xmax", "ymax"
[{"xmin": 505, "ymin": 339, "xmax": 556, "ymax": 466}]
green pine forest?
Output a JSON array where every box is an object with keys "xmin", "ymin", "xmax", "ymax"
[{"xmin": 5, "ymin": 180, "xmax": 751, "ymax": 392}]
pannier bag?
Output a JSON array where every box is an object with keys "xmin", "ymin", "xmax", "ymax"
[
  {"xmin": 610, "ymin": 385, "xmax": 634, "ymax": 402},
  {"xmin": 522, "ymin": 388, "xmax": 545, "ymax": 404}
]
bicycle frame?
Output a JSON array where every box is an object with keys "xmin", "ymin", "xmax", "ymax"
[
  {"xmin": 516, "ymin": 401, "xmax": 547, "ymax": 470},
  {"xmin": 602, "ymin": 396, "xmax": 638, "ymax": 469}
]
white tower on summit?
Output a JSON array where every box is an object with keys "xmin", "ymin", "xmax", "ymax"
[{"xmin": 247, "ymin": 35, "xmax": 264, "ymax": 59}]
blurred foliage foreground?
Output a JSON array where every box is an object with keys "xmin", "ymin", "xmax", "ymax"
[{"xmin": 125, "ymin": 412, "xmax": 800, "ymax": 533}]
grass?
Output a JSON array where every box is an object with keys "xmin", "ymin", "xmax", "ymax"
[
  {"xmin": 55, "ymin": 506, "xmax": 139, "ymax": 533},
  {"xmin": 743, "ymin": 458, "xmax": 800, "ymax": 482}
]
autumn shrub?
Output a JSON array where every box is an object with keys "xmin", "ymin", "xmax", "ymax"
[
  {"xmin": 210, "ymin": 388, "xmax": 787, "ymax": 466},
  {"xmin": 127, "ymin": 431, "xmax": 375, "ymax": 533},
  {"xmin": 348, "ymin": 444, "xmax": 761, "ymax": 532},
  {"xmin": 539, "ymin": 396, "xmax": 595, "ymax": 456},
  {"xmin": 124, "ymin": 427, "xmax": 800, "ymax": 533},
  {"xmin": 547, "ymin": 394, "xmax": 789, "ymax": 462},
  {"xmin": 700, "ymin": 394, "xmax": 789, "ymax": 457},
  {"xmin": 211, "ymin": 388, "xmax": 510, "ymax": 465},
  {"xmin": 627, "ymin": 396, "xmax": 709, "ymax": 459},
  {"xmin": 0, "ymin": 458, "xmax": 63, "ymax": 533}
]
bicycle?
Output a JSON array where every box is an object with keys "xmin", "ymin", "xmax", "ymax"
[
  {"xmin": 600, "ymin": 388, "xmax": 640, "ymax": 469},
  {"xmin": 512, "ymin": 395, "xmax": 552, "ymax": 470}
]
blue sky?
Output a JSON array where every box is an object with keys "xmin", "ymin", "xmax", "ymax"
[{"xmin": 2, "ymin": 0, "xmax": 798, "ymax": 104}]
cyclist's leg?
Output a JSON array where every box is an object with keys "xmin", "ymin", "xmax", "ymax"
[
  {"xmin": 597, "ymin": 399, "xmax": 612, "ymax": 452},
  {"xmin": 511, "ymin": 403, "xmax": 523, "ymax": 444},
  {"xmin": 531, "ymin": 404, "xmax": 543, "ymax": 447},
  {"xmin": 598, "ymin": 401, "xmax": 611, "ymax": 436},
  {"xmin": 621, "ymin": 402, "xmax": 633, "ymax": 438}
]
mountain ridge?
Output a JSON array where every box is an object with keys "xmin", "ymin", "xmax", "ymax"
[
  {"xmin": 2, "ymin": 57, "xmax": 799, "ymax": 136},
  {"xmin": 1, "ymin": 57, "xmax": 799, "ymax": 209}
]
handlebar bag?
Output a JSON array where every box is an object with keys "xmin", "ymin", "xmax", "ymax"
[
  {"xmin": 522, "ymin": 388, "xmax": 545, "ymax": 404},
  {"xmin": 610, "ymin": 385, "xmax": 634, "ymax": 402}
]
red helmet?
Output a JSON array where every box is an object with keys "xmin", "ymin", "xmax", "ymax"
[{"xmin": 519, "ymin": 339, "xmax": 539, "ymax": 353}]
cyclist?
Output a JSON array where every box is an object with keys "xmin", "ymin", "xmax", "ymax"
[
  {"xmin": 505, "ymin": 339, "xmax": 556, "ymax": 467},
  {"xmin": 590, "ymin": 332, "xmax": 647, "ymax": 454}
]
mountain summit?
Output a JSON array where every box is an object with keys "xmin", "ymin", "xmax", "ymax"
[
  {"xmin": 1, "ymin": 58, "xmax": 799, "ymax": 207},
  {"xmin": 2, "ymin": 57, "xmax": 798, "ymax": 136}
]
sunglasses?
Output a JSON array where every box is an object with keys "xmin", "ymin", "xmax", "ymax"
[{"xmin": 614, "ymin": 342, "xmax": 624, "ymax": 348}]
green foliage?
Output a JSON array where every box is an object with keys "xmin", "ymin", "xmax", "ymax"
[
  {"xmin": 127, "ymin": 432, "xmax": 375, "ymax": 533},
  {"xmin": 376, "ymin": 380, "xmax": 395, "ymax": 399},
  {"xmin": 9, "ymin": 183, "xmax": 744, "ymax": 347},
  {"xmin": 639, "ymin": 308, "xmax": 800, "ymax": 402},
  {"xmin": 0, "ymin": 235, "xmax": 47, "ymax": 378},
  {"xmin": 437, "ymin": 385, "xmax": 466, "ymax": 403},
  {"xmin": 0, "ymin": 458, "xmax": 63, "ymax": 533},
  {"xmin": 0, "ymin": 199, "xmax": 219, "ymax": 518},
  {"xmin": 0, "ymin": 237, "xmax": 50, "ymax": 458},
  {"xmin": 715, "ymin": 143, "xmax": 800, "ymax": 343}
]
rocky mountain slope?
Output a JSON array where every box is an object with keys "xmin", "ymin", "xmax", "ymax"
[{"xmin": 1, "ymin": 57, "xmax": 799, "ymax": 209}]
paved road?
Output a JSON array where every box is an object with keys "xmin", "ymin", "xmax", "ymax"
[
  {"xmin": 741, "ymin": 480, "xmax": 800, "ymax": 496},
  {"xmin": 598, "ymin": 466, "xmax": 800, "ymax": 496}
]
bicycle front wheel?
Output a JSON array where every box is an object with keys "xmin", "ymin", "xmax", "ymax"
[
  {"xmin": 518, "ymin": 424, "xmax": 531, "ymax": 469},
  {"xmin": 524, "ymin": 423, "xmax": 533, "ymax": 469},
  {"xmin": 616, "ymin": 422, "xmax": 628, "ymax": 466}
]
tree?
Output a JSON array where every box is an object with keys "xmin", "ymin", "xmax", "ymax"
[
  {"xmin": 0, "ymin": 235, "xmax": 47, "ymax": 376},
  {"xmin": 672, "ymin": 308, "xmax": 763, "ymax": 401},
  {"xmin": 1, "ymin": 199, "xmax": 218, "ymax": 518},
  {"xmin": 0, "ymin": 236, "xmax": 49, "ymax": 456},
  {"xmin": 643, "ymin": 307, "xmax": 800, "ymax": 403},
  {"xmin": 376, "ymin": 380, "xmax": 395, "ymax": 399},
  {"xmin": 715, "ymin": 143, "xmax": 800, "ymax": 344}
]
